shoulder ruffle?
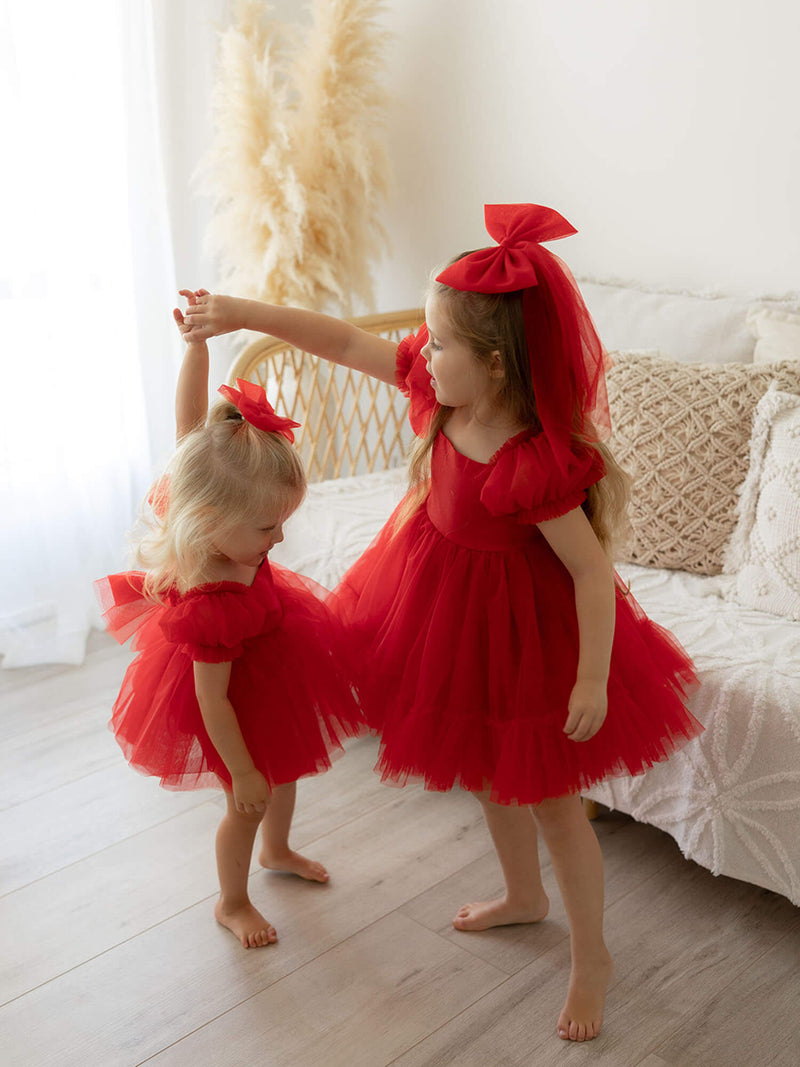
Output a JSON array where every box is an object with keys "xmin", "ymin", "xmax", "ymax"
[
  {"xmin": 481, "ymin": 433, "xmax": 606, "ymax": 524},
  {"xmin": 395, "ymin": 326, "xmax": 438, "ymax": 437},
  {"xmin": 159, "ymin": 570, "xmax": 283, "ymax": 663},
  {"xmin": 94, "ymin": 571, "xmax": 155, "ymax": 645}
]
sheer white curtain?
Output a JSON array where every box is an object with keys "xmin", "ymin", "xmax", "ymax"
[{"xmin": 0, "ymin": 0, "xmax": 182, "ymax": 667}]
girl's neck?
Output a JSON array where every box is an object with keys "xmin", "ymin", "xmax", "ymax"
[
  {"xmin": 203, "ymin": 557, "xmax": 260, "ymax": 587},
  {"xmin": 444, "ymin": 403, "xmax": 526, "ymax": 464}
]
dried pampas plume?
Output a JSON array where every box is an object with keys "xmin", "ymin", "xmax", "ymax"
[{"xmin": 200, "ymin": 0, "xmax": 390, "ymax": 313}]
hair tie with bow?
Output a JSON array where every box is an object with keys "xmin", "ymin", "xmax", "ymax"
[
  {"xmin": 435, "ymin": 203, "xmax": 610, "ymax": 471},
  {"xmin": 218, "ymin": 379, "xmax": 301, "ymax": 442}
]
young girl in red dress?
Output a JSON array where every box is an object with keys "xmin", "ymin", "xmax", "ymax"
[
  {"xmin": 181, "ymin": 206, "xmax": 702, "ymax": 1040},
  {"xmin": 96, "ymin": 292, "xmax": 363, "ymax": 949}
]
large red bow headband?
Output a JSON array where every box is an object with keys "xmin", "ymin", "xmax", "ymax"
[
  {"xmin": 435, "ymin": 203, "xmax": 577, "ymax": 293},
  {"xmin": 433, "ymin": 204, "xmax": 610, "ymax": 472},
  {"xmin": 218, "ymin": 379, "xmax": 301, "ymax": 442}
]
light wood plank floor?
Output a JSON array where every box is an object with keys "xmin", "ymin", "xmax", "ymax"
[{"xmin": 2, "ymin": 634, "xmax": 798, "ymax": 1067}]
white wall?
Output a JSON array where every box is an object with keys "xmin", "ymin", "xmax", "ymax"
[
  {"xmin": 372, "ymin": 0, "xmax": 800, "ymax": 304},
  {"xmin": 164, "ymin": 0, "xmax": 800, "ymax": 355}
]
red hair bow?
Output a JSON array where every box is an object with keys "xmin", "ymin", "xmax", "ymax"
[
  {"xmin": 434, "ymin": 203, "xmax": 610, "ymax": 474},
  {"xmin": 217, "ymin": 379, "xmax": 301, "ymax": 442},
  {"xmin": 436, "ymin": 204, "xmax": 577, "ymax": 292}
]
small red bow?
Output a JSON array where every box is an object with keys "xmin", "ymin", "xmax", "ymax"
[
  {"xmin": 217, "ymin": 379, "xmax": 301, "ymax": 442},
  {"xmin": 436, "ymin": 204, "xmax": 577, "ymax": 293}
]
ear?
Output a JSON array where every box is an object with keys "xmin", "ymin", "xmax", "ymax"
[
  {"xmin": 197, "ymin": 505, "xmax": 221, "ymax": 535},
  {"xmin": 488, "ymin": 350, "xmax": 505, "ymax": 380}
]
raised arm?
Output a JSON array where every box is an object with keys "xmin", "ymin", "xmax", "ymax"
[
  {"xmin": 173, "ymin": 289, "xmax": 211, "ymax": 442},
  {"xmin": 537, "ymin": 506, "xmax": 616, "ymax": 743},
  {"xmin": 181, "ymin": 294, "xmax": 399, "ymax": 385}
]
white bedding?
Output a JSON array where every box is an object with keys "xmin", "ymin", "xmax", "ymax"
[
  {"xmin": 272, "ymin": 469, "xmax": 800, "ymax": 905},
  {"xmin": 589, "ymin": 563, "xmax": 800, "ymax": 905}
]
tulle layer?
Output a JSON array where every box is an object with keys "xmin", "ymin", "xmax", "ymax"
[
  {"xmin": 333, "ymin": 506, "xmax": 701, "ymax": 805},
  {"xmin": 102, "ymin": 569, "xmax": 364, "ymax": 791}
]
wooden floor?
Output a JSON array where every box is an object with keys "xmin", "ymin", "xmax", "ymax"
[{"xmin": 2, "ymin": 634, "xmax": 799, "ymax": 1067}]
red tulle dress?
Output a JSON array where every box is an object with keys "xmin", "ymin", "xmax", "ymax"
[
  {"xmin": 96, "ymin": 561, "xmax": 364, "ymax": 792},
  {"xmin": 333, "ymin": 330, "xmax": 702, "ymax": 805}
]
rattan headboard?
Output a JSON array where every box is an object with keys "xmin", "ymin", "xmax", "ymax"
[{"xmin": 226, "ymin": 309, "xmax": 424, "ymax": 482}]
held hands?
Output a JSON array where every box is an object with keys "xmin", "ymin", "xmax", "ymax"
[
  {"xmin": 563, "ymin": 679, "xmax": 608, "ymax": 743},
  {"xmin": 179, "ymin": 292, "xmax": 246, "ymax": 341},
  {"xmin": 173, "ymin": 289, "xmax": 210, "ymax": 345},
  {"xmin": 231, "ymin": 768, "xmax": 270, "ymax": 815}
]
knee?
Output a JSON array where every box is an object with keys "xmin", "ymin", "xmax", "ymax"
[
  {"xmin": 531, "ymin": 793, "xmax": 584, "ymax": 838},
  {"xmin": 225, "ymin": 804, "xmax": 266, "ymax": 828}
]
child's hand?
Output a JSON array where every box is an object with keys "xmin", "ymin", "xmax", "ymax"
[
  {"xmin": 181, "ymin": 292, "xmax": 245, "ymax": 340},
  {"xmin": 564, "ymin": 679, "xmax": 608, "ymax": 742},
  {"xmin": 173, "ymin": 289, "xmax": 210, "ymax": 346},
  {"xmin": 231, "ymin": 768, "xmax": 270, "ymax": 815}
]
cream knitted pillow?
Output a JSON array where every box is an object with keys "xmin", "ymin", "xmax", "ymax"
[
  {"xmin": 723, "ymin": 386, "xmax": 800, "ymax": 619},
  {"xmin": 606, "ymin": 352, "xmax": 800, "ymax": 574}
]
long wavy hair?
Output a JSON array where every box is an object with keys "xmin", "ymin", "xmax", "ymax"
[
  {"xmin": 402, "ymin": 266, "xmax": 630, "ymax": 555},
  {"xmin": 135, "ymin": 401, "xmax": 306, "ymax": 600}
]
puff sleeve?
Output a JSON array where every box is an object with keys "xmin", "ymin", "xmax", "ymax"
[
  {"xmin": 481, "ymin": 433, "xmax": 606, "ymax": 525},
  {"xmin": 159, "ymin": 583, "xmax": 283, "ymax": 663},
  {"xmin": 94, "ymin": 571, "xmax": 156, "ymax": 645},
  {"xmin": 396, "ymin": 325, "xmax": 438, "ymax": 437}
]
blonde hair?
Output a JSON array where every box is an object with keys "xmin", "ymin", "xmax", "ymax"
[
  {"xmin": 402, "ymin": 271, "xmax": 630, "ymax": 555},
  {"xmin": 135, "ymin": 401, "xmax": 306, "ymax": 599}
]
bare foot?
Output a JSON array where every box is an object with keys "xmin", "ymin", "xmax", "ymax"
[
  {"xmin": 214, "ymin": 898, "xmax": 278, "ymax": 949},
  {"xmin": 452, "ymin": 891, "xmax": 550, "ymax": 931},
  {"xmin": 556, "ymin": 949, "xmax": 613, "ymax": 1041},
  {"xmin": 259, "ymin": 848, "xmax": 329, "ymax": 883}
]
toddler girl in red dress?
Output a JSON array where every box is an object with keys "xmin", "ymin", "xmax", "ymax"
[{"xmin": 96, "ymin": 292, "xmax": 363, "ymax": 949}]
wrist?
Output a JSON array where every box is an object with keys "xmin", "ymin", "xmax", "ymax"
[
  {"xmin": 230, "ymin": 762, "xmax": 257, "ymax": 778},
  {"xmin": 240, "ymin": 297, "xmax": 278, "ymax": 335},
  {"xmin": 239, "ymin": 298, "xmax": 259, "ymax": 333}
]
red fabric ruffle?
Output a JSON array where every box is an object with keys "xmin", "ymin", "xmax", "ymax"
[{"xmin": 96, "ymin": 562, "xmax": 365, "ymax": 791}]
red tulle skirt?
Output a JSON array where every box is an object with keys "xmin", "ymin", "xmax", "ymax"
[
  {"xmin": 332, "ymin": 504, "xmax": 701, "ymax": 806},
  {"xmin": 97, "ymin": 565, "xmax": 364, "ymax": 792}
]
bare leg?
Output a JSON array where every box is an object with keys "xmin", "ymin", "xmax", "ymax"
[
  {"xmin": 532, "ymin": 794, "xmax": 613, "ymax": 1042},
  {"xmin": 453, "ymin": 790, "xmax": 550, "ymax": 931},
  {"xmin": 214, "ymin": 792, "xmax": 277, "ymax": 948},
  {"xmin": 258, "ymin": 781, "xmax": 329, "ymax": 882}
]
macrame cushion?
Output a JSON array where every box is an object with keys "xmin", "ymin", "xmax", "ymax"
[
  {"xmin": 606, "ymin": 352, "xmax": 800, "ymax": 574},
  {"xmin": 723, "ymin": 386, "xmax": 800, "ymax": 619}
]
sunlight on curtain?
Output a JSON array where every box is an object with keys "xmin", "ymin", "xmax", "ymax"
[{"xmin": 0, "ymin": 1, "xmax": 178, "ymax": 667}]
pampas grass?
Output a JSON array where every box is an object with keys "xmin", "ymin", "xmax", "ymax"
[{"xmin": 201, "ymin": 0, "xmax": 390, "ymax": 313}]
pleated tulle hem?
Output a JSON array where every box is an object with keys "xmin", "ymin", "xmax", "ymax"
[
  {"xmin": 370, "ymin": 656, "xmax": 702, "ymax": 806},
  {"xmin": 110, "ymin": 719, "xmax": 353, "ymax": 793}
]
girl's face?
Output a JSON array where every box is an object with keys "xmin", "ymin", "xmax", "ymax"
[
  {"xmin": 421, "ymin": 293, "xmax": 495, "ymax": 409},
  {"xmin": 212, "ymin": 507, "xmax": 287, "ymax": 568}
]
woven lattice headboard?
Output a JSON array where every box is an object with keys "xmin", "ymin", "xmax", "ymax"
[{"xmin": 226, "ymin": 309, "xmax": 423, "ymax": 482}]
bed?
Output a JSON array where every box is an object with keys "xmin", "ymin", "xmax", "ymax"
[{"xmin": 227, "ymin": 294, "xmax": 800, "ymax": 907}]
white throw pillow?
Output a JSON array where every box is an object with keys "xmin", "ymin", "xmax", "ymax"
[
  {"xmin": 580, "ymin": 280, "xmax": 756, "ymax": 364},
  {"xmin": 747, "ymin": 306, "xmax": 800, "ymax": 364},
  {"xmin": 579, "ymin": 278, "xmax": 800, "ymax": 365},
  {"xmin": 723, "ymin": 385, "xmax": 800, "ymax": 620}
]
